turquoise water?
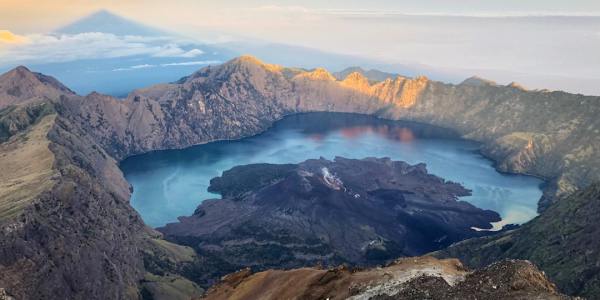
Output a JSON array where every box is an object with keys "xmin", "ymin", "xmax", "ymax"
[{"xmin": 120, "ymin": 112, "xmax": 543, "ymax": 228}]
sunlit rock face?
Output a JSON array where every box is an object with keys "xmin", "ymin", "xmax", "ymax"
[{"xmin": 340, "ymin": 71, "xmax": 429, "ymax": 108}]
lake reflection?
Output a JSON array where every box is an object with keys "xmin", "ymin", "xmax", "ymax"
[{"xmin": 120, "ymin": 112, "xmax": 543, "ymax": 228}]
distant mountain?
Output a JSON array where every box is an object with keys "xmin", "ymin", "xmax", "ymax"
[
  {"xmin": 56, "ymin": 9, "xmax": 165, "ymax": 36},
  {"xmin": 216, "ymin": 41, "xmax": 428, "ymax": 79},
  {"xmin": 459, "ymin": 76, "xmax": 497, "ymax": 87},
  {"xmin": 0, "ymin": 10, "xmax": 464, "ymax": 97},
  {"xmin": 7, "ymin": 10, "xmax": 234, "ymax": 96},
  {"xmin": 334, "ymin": 66, "xmax": 400, "ymax": 82}
]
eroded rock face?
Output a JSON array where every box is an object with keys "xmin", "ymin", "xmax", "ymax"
[
  {"xmin": 202, "ymin": 256, "xmax": 570, "ymax": 300},
  {"xmin": 158, "ymin": 157, "xmax": 499, "ymax": 286}
]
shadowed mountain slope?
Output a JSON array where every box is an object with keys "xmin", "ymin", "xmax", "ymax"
[
  {"xmin": 0, "ymin": 66, "xmax": 74, "ymax": 108},
  {"xmin": 434, "ymin": 182, "xmax": 600, "ymax": 298}
]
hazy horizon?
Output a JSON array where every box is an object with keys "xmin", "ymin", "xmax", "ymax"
[{"xmin": 1, "ymin": 1, "xmax": 599, "ymax": 95}]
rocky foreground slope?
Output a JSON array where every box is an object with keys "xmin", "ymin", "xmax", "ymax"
[
  {"xmin": 0, "ymin": 57, "xmax": 599, "ymax": 298},
  {"xmin": 203, "ymin": 256, "xmax": 569, "ymax": 300},
  {"xmin": 0, "ymin": 67, "xmax": 203, "ymax": 299}
]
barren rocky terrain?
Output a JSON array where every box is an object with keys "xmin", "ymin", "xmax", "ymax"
[
  {"xmin": 0, "ymin": 57, "xmax": 599, "ymax": 298},
  {"xmin": 203, "ymin": 256, "xmax": 570, "ymax": 300}
]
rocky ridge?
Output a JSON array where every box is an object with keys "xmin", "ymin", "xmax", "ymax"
[
  {"xmin": 0, "ymin": 57, "xmax": 598, "ymax": 298},
  {"xmin": 0, "ymin": 72, "xmax": 201, "ymax": 299},
  {"xmin": 59, "ymin": 55, "xmax": 600, "ymax": 209}
]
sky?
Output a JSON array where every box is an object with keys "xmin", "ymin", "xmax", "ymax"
[
  {"xmin": 1, "ymin": 0, "xmax": 600, "ymax": 95},
  {"xmin": 2, "ymin": 0, "xmax": 600, "ymax": 32}
]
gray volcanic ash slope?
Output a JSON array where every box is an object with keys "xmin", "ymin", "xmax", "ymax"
[{"xmin": 159, "ymin": 157, "xmax": 499, "ymax": 285}]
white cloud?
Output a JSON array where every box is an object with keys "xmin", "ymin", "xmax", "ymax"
[
  {"xmin": 152, "ymin": 43, "xmax": 204, "ymax": 58},
  {"xmin": 112, "ymin": 60, "xmax": 221, "ymax": 71},
  {"xmin": 160, "ymin": 60, "xmax": 221, "ymax": 66},
  {"xmin": 249, "ymin": 6, "xmax": 600, "ymax": 18},
  {"xmin": 253, "ymin": 5, "xmax": 310, "ymax": 13},
  {"xmin": 180, "ymin": 48, "xmax": 204, "ymax": 58},
  {"xmin": 0, "ymin": 32, "xmax": 206, "ymax": 65},
  {"xmin": 131, "ymin": 64, "xmax": 154, "ymax": 69},
  {"xmin": 319, "ymin": 9, "xmax": 600, "ymax": 18}
]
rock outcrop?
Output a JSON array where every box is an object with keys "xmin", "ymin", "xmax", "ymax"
[{"xmin": 203, "ymin": 256, "xmax": 570, "ymax": 300}]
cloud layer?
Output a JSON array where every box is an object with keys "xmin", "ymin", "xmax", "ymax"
[
  {"xmin": 112, "ymin": 60, "xmax": 221, "ymax": 71},
  {"xmin": 0, "ymin": 32, "xmax": 205, "ymax": 65}
]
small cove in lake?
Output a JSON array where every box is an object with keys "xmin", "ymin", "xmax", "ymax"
[{"xmin": 120, "ymin": 112, "xmax": 543, "ymax": 228}]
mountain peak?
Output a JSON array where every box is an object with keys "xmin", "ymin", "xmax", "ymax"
[
  {"xmin": 334, "ymin": 66, "xmax": 399, "ymax": 82},
  {"xmin": 507, "ymin": 81, "xmax": 527, "ymax": 90},
  {"xmin": 231, "ymin": 55, "xmax": 266, "ymax": 66},
  {"xmin": 0, "ymin": 66, "xmax": 74, "ymax": 107},
  {"xmin": 13, "ymin": 65, "xmax": 31, "ymax": 73},
  {"xmin": 4, "ymin": 66, "xmax": 36, "ymax": 80},
  {"xmin": 460, "ymin": 76, "xmax": 497, "ymax": 87},
  {"xmin": 56, "ymin": 9, "xmax": 164, "ymax": 36},
  {"xmin": 2, "ymin": 65, "xmax": 40, "ymax": 82},
  {"xmin": 295, "ymin": 67, "xmax": 336, "ymax": 81},
  {"xmin": 341, "ymin": 71, "xmax": 370, "ymax": 87},
  {"xmin": 224, "ymin": 55, "xmax": 283, "ymax": 73}
]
